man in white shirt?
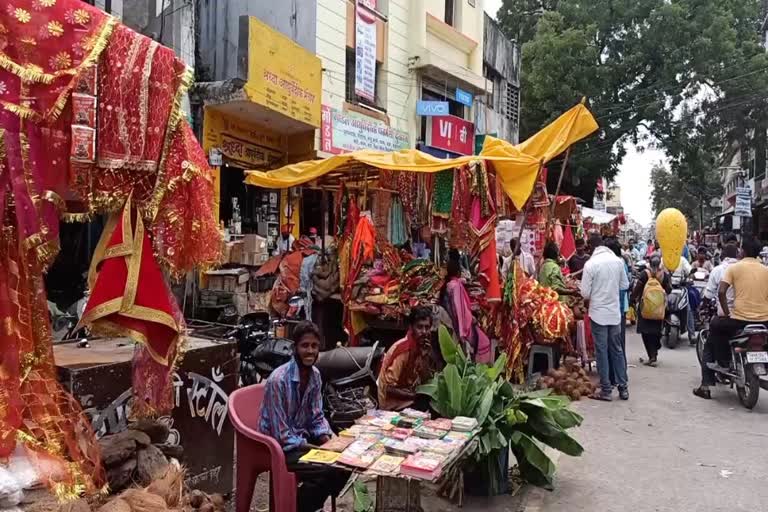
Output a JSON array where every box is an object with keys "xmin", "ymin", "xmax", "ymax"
[
  {"xmin": 704, "ymin": 244, "xmax": 739, "ymax": 317},
  {"xmin": 581, "ymin": 234, "xmax": 630, "ymax": 401},
  {"xmin": 501, "ymin": 237, "xmax": 536, "ymax": 278}
]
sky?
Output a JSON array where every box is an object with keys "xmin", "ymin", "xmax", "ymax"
[{"xmin": 484, "ymin": 0, "xmax": 658, "ymax": 226}]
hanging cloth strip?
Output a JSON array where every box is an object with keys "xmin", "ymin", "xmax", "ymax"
[{"xmin": 388, "ymin": 196, "xmax": 408, "ymax": 247}]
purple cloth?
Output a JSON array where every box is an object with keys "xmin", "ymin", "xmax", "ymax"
[{"xmin": 259, "ymin": 358, "xmax": 331, "ymax": 452}]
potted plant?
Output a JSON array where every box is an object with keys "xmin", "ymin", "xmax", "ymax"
[{"xmin": 418, "ymin": 326, "xmax": 584, "ymax": 494}]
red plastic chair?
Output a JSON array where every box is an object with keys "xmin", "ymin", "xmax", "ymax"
[{"xmin": 228, "ymin": 384, "xmax": 296, "ymax": 512}]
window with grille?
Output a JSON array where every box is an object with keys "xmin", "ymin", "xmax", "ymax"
[{"xmin": 504, "ymin": 82, "xmax": 520, "ymax": 124}]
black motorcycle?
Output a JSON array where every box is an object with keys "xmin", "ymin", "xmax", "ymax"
[
  {"xmin": 233, "ymin": 313, "xmax": 386, "ymax": 429},
  {"xmin": 697, "ymin": 321, "xmax": 768, "ymax": 409}
]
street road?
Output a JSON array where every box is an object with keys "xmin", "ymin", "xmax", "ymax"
[{"xmin": 525, "ymin": 328, "xmax": 768, "ymax": 512}]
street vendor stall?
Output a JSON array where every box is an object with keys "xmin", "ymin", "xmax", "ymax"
[{"xmin": 243, "ymin": 105, "xmax": 599, "ymax": 358}]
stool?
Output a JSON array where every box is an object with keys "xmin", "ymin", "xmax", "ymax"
[{"xmin": 527, "ymin": 344, "xmax": 555, "ymax": 383}]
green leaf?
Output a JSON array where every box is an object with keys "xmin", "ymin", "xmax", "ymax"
[
  {"xmin": 519, "ymin": 389, "xmax": 553, "ymax": 399},
  {"xmin": 524, "ymin": 408, "xmax": 566, "ymax": 438},
  {"xmin": 438, "ymin": 325, "xmax": 465, "ymax": 366},
  {"xmin": 510, "ymin": 431, "xmax": 556, "ymax": 490},
  {"xmin": 443, "ymin": 364, "xmax": 464, "ymax": 416},
  {"xmin": 498, "ymin": 380, "xmax": 516, "ymax": 399},
  {"xmin": 353, "ymin": 481, "xmax": 373, "ymax": 512},
  {"xmin": 551, "ymin": 408, "xmax": 584, "ymax": 429},
  {"xmin": 485, "ymin": 353, "xmax": 508, "ymax": 381},
  {"xmin": 416, "ymin": 380, "xmax": 438, "ymax": 398},
  {"xmin": 531, "ymin": 430, "xmax": 585, "ymax": 457},
  {"xmin": 475, "ymin": 386, "xmax": 495, "ymax": 426}
]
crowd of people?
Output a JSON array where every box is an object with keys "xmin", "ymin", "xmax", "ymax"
[{"xmin": 252, "ymin": 227, "xmax": 768, "ymax": 511}]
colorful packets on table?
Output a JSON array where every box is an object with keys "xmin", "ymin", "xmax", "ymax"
[
  {"xmin": 451, "ymin": 416, "xmax": 478, "ymax": 432},
  {"xmin": 382, "ymin": 438, "xmax": 419, "ymax": 457},
  {"xmin": 384, "ymin": 427, "xmax": 413, "ymax": 441},
  {"xmin": 413, "ymin": 425, "xmax": 448, "ymax": 440},
  {"xmin": 338, "ymin": 447, "xmax": 385, "ymax": 469},
  {"xmin": 392, "ymin": 416, "xmax": 422, "ymax": 429},
  {"xmin": 368, "ymin": 454, "xmax": 405, "ymax": 475},
  {"xmin": 299, "ymin": 449, "xmax": 342, "ymax": 465},
  {"xmin": 423, "ymin": 418, "xmax": 453, "ymax": 431},
  {"xmin": 401, "ymin": 408, "xmax": 431, "ymax": 420},
  {"xmin": 321, "ymin": 436, "xmax": 355, "ymax": 453},
  {"xmin": 421, "ymin": 437, "xmax": 466, "ymax": 456},
  {"xmin": 400, "ymin": 452, "xmax": 447, "ymax": 480}
]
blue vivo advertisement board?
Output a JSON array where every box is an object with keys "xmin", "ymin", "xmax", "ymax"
[{"xmin": 416, "ymin": 100, "xmax": 450, "ymax": 116}]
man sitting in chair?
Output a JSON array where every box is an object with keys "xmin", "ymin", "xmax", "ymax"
[{"xmin": 260, "ymin": 321, "xmax": 349, "ymax": 512}]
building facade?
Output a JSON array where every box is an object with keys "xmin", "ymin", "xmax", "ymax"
[{"xmin": 90, "ymin": 1, "xmax": 521, "ymax": 241}]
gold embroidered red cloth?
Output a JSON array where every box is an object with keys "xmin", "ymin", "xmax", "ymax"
[{"xmin": 0, "ymin": 0, "xmax": 220, "ymax": 498}]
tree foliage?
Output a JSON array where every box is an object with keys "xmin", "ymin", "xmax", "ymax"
[{"xmin": 495, "ymin": 0, "xmax": 768, "ymax": 203}]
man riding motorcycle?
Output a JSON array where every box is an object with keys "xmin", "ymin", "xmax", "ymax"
[{"xmin": 694, "ymin": 237, "xmax": 768, "ymax": 400}]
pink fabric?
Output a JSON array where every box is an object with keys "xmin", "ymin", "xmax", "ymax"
[
  {"xmin": 553, "ymin": 222, "xmax": 564, "ymax": 247},
  {"xmin": 228, "ymin": 385, "xmax": 297, "ymax": 512},
  {"xmin": 447, "ymin": 278, "xmax": 492, "ymax": 364},
  {"xmin": 447, "ymin": 278, "xmax": 473, "ymax": 341}
]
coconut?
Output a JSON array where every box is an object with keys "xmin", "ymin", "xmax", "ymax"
[
  {"xmin": 188, "ymin": 491, "xmax": 205, "ymax": 509},
  {"xmin": 97, "ymin": 498, "xmax": 132, "ymax": 512},
  {"xmin": 119, "ymin": 490, "xmax": 167, "ymax": 512},
  {"xmin": 209, "ymin": 494, "xmax": 225, "ymax": 511},
  {"xmin": 145, "ymin": 465, "xmax": 184, "ymax": 508}
]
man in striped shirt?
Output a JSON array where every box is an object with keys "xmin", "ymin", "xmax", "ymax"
[{"xmin": 260, "ymin": 321, "xmax": 349, "ymax": 512}]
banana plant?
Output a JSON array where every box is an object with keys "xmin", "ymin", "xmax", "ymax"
[{"xmin": 417, "ymin": 326, "xmax": 584, "ymax": 490}]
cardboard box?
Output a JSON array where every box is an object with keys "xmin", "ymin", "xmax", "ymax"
[
  {"xmin": 204, "ymin": 268, "xmax": 249, "ymax": 292},
  {"xmin": 240, "ymin": 251, "xmax": 269, "ymax": 266},
  {"xmin": 243, "ymin": 234, "xmax": 267, "ymax": 254},
  {"xmin": 229, "ymin": 241, "xmax": 244, "ymax": 264}
]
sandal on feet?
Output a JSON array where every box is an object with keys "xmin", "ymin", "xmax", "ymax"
[
  {"xmin": 643, "ymin": 359, "xmax": 658, "ymax": 367},
  {"xmin": 590, "ymin": 392, "xmax": 612, "ymax": 402},
  {"xmin": 692, "ymin": 387, "xmax": 711, "ymax": 400}
]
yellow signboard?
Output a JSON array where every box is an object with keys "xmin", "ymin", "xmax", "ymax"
[
  {"xmin": 202, "ymin": 107, "xmax": 285, "ymax": 168},
  {"xmin": 245, "ymin": 16, "xmax": 322, "ymax": 128}
]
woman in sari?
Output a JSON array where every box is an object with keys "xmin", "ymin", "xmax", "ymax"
[{"xmin": 440, "ymin": 257, "xmax": 492, "ymax": 363}]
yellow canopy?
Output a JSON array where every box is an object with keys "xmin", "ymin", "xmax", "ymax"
[{"xmin": 244, "ymin": 103, "xmax": 599, "ymax": 209}]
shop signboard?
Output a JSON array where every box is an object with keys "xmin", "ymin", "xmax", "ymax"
[
  {"xmin": 455, "ymin": 88, "xmax": 474, "ymax": 107},
  {"xmin": 355, "ymin": 6, "xmax": 377, "ymax": 102},
  {"xmin": 416, "ymin": 100, "xmax": 450, "ymax": 116},
  {"xmin": 425, "ymin": 115, "xmax": 475, "ymax": 156},
  {"xmin": 321, "ymin": 106, "xmax": 409, "ymax": 154},
  {"xmin": 735, "ymin": 186, "xmax": 752, "ymax": 218},
  {"xmin": 245, "ymin": 16, "xmax": 322, "ymax": 127},
  {"xmin": 202, "ymin": 107, "xmax": 284, "ymax": 168}
]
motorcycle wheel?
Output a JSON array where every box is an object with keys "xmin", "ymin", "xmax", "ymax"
[
  {"xmin": 696, "ymin": 329, "xmax": 708, "ymax": 365},
  {"xmin": 664, "ymin": 327, "xmax": 680, "ymax": 349},
  {"xmin": 736, "ymin": 362, "xmax": 760, "ymax": 409}
]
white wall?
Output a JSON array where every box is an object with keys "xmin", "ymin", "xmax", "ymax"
[{"xmin": 316, "ymin": 0, "xmax": 418, "ymax": 148}]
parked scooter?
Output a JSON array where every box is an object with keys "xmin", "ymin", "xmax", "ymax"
[
  {"xmin": 697, "ymin": 323, "xmax": 768, "ymax": 409},
  {"xmin": 663, "ymin": 273, "xmax": 689, "ymax": 349},
  {"xmin": 48, "ymin": 293, "xmax": 89, "ymax": 343},
  {"xmin": 232, "ymin": 313, "xmax": 386, "ymax": 430}
]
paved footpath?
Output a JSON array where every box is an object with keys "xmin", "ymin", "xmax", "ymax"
[{"xmin": 524, "ymin": 328, "xmax": 768, "ymax": 512}]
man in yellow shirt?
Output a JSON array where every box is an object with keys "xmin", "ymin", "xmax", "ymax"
[{"xmin": 694, "ymin": 237, "xmax": 768, "ymax": 399}]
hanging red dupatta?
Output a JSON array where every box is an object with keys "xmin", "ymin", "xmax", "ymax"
[
  {"xmin": 79, "ymin": 197, "xmax": 182, "ymax": 415},
  {"xmin": 0, "ymin": 0, "xmax": 220, "ymax": 498}
]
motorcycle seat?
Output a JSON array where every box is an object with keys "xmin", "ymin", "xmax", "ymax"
[
  {"xmin": 729, "ymin": 324, "xmax": 768, "ymax": 344},
  {"xmin": 316, "ymin": 345, "xmax": 385, "ymax": 382}
]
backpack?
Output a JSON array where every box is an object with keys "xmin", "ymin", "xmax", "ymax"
[{"xmin": 640, "ymin": 270, "xmax": 667, "ymax": 321}]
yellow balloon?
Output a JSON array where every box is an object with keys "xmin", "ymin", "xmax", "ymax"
[{"xmin": 655, "ymin": 208, "xmax": 688, "ymax": 271}]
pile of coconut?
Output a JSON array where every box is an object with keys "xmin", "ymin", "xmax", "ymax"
[
  {"xmin": 537, "ymin": 360, "xmax": 597, "ymax": 400},
  {"xmin": 46, "ymin": 465, "xmax": 226, "ymax": 512}
]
